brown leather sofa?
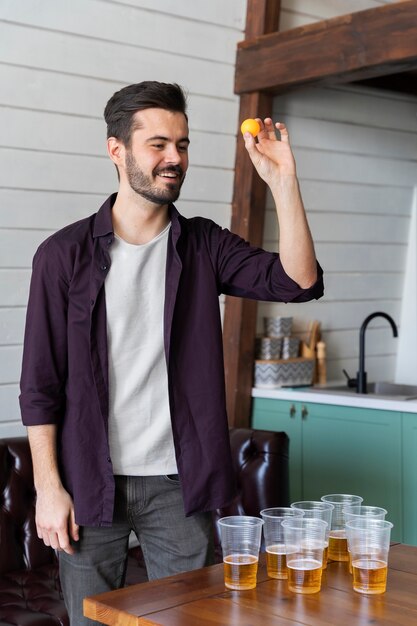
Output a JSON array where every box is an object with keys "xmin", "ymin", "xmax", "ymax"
[
  {"xmin": 213, "ymin": 427, "xmax": 289, "ymax": 558},
  {"xmin": 0, "ymin": 428, "xmax": 289, "ymax": 625}
]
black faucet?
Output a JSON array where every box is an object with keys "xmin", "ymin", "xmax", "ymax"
[{"xmin": 356, "ymin": 312, "xmax": 398, "ymax": 394}]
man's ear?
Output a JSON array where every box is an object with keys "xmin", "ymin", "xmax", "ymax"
[{"xmin": 107, "ymin": 137, "xmax": 125, "ymax": 169}]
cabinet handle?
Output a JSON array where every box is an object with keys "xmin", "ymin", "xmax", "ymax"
[
  {"xmin": 289, "ymin": 404, "xmax": 296, "ymax": 418},
  {"xmin": 301, "ymin": 406, "xmax": 308, "ymax": 420}
]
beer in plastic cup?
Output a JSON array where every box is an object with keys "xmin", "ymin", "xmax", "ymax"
[
  {"xmin": 218, "ymin": 516, "xmax": 264, "ymax": 590},
  {"xmin": 290, "ymin": 501, "xmax": 334, "ymax": 569},
  {"xmin": 260, "ymin": 507, "xmax": 304, "ymax": 579},
  {"xmin": 342, "ymin": 505, "xmax": 388, "ymax": 573},
  {"xmin": 282, "ymin": 517, "xmax": 327, "ymax": 594},
  {"xmin": 321, "ymin": 494, "xmax": 363, "ymax": 561},
  {"xmin": 345, "ymin": 518, "xmax": 393, "ymax": 594}
]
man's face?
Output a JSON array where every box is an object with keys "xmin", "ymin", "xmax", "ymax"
[{"xmin": 123, "ymin": 108, "xmax": 189, "ymax": 205}]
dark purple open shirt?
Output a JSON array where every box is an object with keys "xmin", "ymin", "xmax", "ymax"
[{"xmin": 20, "ymin": 194, "xmax": 324, "ymax": 526}]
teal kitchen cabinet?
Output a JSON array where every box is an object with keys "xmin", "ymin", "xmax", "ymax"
[
  {"xmin": 252, "ymin": 398, "xmax": 303, "ymax": 501},
  {"xmin": 251, "ymin": 398, "xmax": 402, "ymax": 542},
  {"xmin": 402, "ymin": 412, "xmax": 417, "ymax": 545}
]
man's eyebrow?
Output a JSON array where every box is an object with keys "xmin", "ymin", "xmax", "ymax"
[{"xmin": 146, "ymin": 135, "xmax": 190, "ymax": 144}]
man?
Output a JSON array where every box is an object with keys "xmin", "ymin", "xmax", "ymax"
[{"xmin": 20, "ymin": 81, "xmax": 323, "ymax": 624}]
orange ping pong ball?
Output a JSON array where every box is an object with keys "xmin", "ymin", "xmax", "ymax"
[{"xmin": 240, "ymin": 118, "xmax": 260, "ymax": 137}]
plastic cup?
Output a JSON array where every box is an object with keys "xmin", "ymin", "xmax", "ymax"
[
  {"xmin": 342, "ymin": 505, "xmax": 387, "ymax": 523},
  {"xmin": 321, "ymin": 494, "xmax": 363, "ymax": 561},
  {"xmin": 218, "ymin": 516, "xmax": 264, "ymax": 590},
  {"xmin": 290, "ymin": 501, "xmax": 334, "ymax": 569},
  {"xmin": 282, "ymin": 517, "xmax": 327, "ymax": 594},
  {"xmin": 345, "ymin": 518, "xmax": 393, "ymax": 594},
  {"xmin": 343, "ymin": 506, "xmax": 388, "ymax": 573},
  {"xmin": 260, "ymin": 507, "xmax": 304, "ymax": 579}
]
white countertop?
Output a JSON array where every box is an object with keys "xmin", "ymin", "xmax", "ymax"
[{"xmin": 252, "ymin": 383, "xmax": 417, "ymax": 413}]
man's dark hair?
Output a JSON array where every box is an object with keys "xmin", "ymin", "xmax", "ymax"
[{"xmin": 104, "ymin": 81, "xmax": 188, "ymax": 147}]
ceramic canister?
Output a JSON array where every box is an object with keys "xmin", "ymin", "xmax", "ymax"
[
  {"xmin": 263, "ymin": 316, "xmax": 293, "ymax": 338},
  {"xmin": 255, "ymin": 336, "xmax": 282, "ymax": 360},
  {"xmin": 254, "ymin": 358, "xmax": 314, "ymax": 388},
  {"xmin": 281, "ymin": 337, "xmax": 300, "ymax": 359},
  {"xmin": 254, "ymin": 360, "xmax": 282, "ymax": 388}
]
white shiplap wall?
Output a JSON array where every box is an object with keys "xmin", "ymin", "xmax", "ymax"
[
  {"xmin": 1, "ymin": 0, "xmax": 415, "ymax": 437},
  {"xmin": 279, "ymin": 0, "xmax": 397, "ymax": 30},
  {"xmin": 259, "ymin": 0, "xmax": 417, "ymax": 384},
  {"xmin": 0, "ymin": 0, "xmax": 247, "ymax": 436}
]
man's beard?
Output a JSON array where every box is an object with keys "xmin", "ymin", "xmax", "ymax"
[{"xmin": 125, "ymin": 151, "xmax": 185, "ymax": 205}]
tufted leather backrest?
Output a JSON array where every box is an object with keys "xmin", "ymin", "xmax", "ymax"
[
  {"xmin": 212, "ymin": 427, "xmax": 290, "ymax": 553},
  {"xmin": 0, "ymin": 437, "xmax": 56, "ymax": 575}
]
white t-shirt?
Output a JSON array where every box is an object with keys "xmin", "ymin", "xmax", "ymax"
[{"xmin": 105, "ymin": 223, "xmax": 177, "ymax": 475}]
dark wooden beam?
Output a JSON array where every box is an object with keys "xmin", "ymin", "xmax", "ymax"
[
  {"xmin": 244, "ymin": 0, "xmax": 281, "ymax": 38},
  {"xmin": 223, "ymin": 0, "xmax": 280, "ymax": 429},
  {"xmin": 222, "ymin": 92, "xmax": 272, "ymax": 429},
  {"xmin": 354, "ymin": 70, "xmax": 417, "ymax": 96},
  {"xmin": 235, "ymin": 0, "xmax": 417, "ymax": 95}
]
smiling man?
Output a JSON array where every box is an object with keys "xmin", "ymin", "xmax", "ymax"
[{"xmin": 19, "ymin": 81, "xmax": 324, "ymax": 625}]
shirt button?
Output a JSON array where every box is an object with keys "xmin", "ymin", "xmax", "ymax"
[
  {"xmin": 101, "ymin": 265, "xmax": 107, "ymax": 271},
  {"xmin": 107, "ymin": 457, "xmax": 111, "ymax": 462},
  {"xmin": 90, "ymin": 299, "xmax": 94, "ymax": 306}
]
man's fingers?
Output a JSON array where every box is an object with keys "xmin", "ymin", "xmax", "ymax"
[
  {"xmin": 40, "ymin": 530, "xmax": 61, "ymax": 551},
  {"xmin": 49, "ymin": 532, "xmax": 61, "ymax": 551},
  {"xmin": 262, "ymin": 117, "xmax": 277, "ymax": 140},
  {"xmin": 57, "ymin": 527, "xmax": 75, "ymax": 554},
  {"xmin": 276, "ymin": 122, "xmax": 289, "ymax": 142},
  {"xmin": 40, "ymin": 530, "xmax": 51, "ymax": 547},
  {"xmin": 70, "ymin": 508, "xmax": 80, "ymax": 542},
  {"xmin": 243, "ymin": 132, "xmax": 264, "ymax": 170},
  {"xmin": 37, "ymin": 523, "xmax": 75, "ymax": 554},
  {"xmin": 243, "ymin": 131, "xmax": 258, "ymax": 157}
]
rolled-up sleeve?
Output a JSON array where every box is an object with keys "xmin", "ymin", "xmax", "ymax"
[
  {"xmin": 19, "ymin": 239, "xmax": 69, "ymax": 426},
  {"xmin": 214, "ymin": 225, "xmax": 324, "ymax": 303}
]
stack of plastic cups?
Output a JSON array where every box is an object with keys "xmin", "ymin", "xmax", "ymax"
[{"xmin": 290, "ymin": 501, "xmax": 334, "ymax": 569}]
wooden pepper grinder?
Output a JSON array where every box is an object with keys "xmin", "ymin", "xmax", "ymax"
[{"xmin": 316, "ymin": 340, "xmax": 327, "ymax": 384}]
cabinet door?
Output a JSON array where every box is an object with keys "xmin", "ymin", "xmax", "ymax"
[
  {"xmin": 251, "ymin": 398, "xmax": 302, "ymax": 501},
  {"xmin": 402, "ymin": 413, "xmax": 417, "ymax": 546},
  {"xmin": 301, "ymin": 403, "xmax": 402, "ymax": 542}
]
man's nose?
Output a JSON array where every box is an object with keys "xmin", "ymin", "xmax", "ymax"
[{"xmin": 164, "ymin": 145, "xmax": 182, "ymax": 164}]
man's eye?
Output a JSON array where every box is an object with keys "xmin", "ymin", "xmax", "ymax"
[
  {"xmin": 178, "ymin": 145, "xmax": 189, "ymax": 152},
  {"xmin": 153, "ymin": 144, "xmax": 164, "ymax": 149}
]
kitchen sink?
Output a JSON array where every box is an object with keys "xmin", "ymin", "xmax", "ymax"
[
  {"xmin": 310, "ymin": 381, "xmax": 417, "ymax": 401},
  {"xmin": 366, "ymin": 382, "xmax": 417, "ymax": 397}
]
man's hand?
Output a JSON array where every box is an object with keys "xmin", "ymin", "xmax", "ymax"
[
  {"xmin": 27, "ymin": 424, "xmax": 79, "ymax": 555},
  {"xmin": 242, "ymin": 118, "xmax": 296, "ymax": 186},
  {"xmin": 35, "ymin": 485, "xmax": 79, "ymax": 554}
]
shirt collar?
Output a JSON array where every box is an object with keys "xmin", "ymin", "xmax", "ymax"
[
  {"xmin": 93, "ymin": 193, "xmax": 117, "ymax": 238},
  {"xmin": 93, "ymin": 193, "xmax": 181, "ymax": 240}
]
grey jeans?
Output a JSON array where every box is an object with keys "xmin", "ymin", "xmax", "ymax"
[{"xmin": 59, "ymin": 475, "xmax": 214, "ymax": 626}]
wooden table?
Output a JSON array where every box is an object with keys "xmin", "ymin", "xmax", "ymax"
[{"xmin": 84, "ymin": 544, "xmax": 417, "ymax": 625}]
